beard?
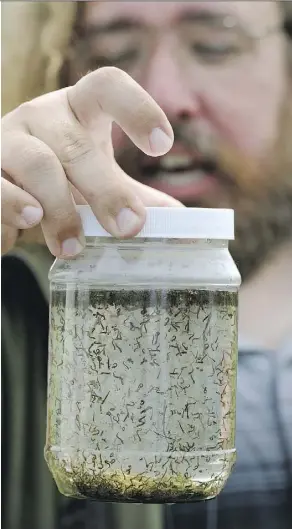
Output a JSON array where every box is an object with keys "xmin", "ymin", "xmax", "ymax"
[{"xmin": 116, "ymin": 94, "xmax": 292, "ymax": 282}]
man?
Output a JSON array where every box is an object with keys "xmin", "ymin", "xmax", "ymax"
[{"xmin": 2, "ymin": 2, "xmax": 292, "ymax": 529}]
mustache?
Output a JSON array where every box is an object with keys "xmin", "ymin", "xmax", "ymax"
[
  {"xmin": 116, "ymin": 121, "xmax": 262, "ymax": 194},
  {"xmin": 117, "ymin": 123, "xmax": 222, "ymax": 174},
  {"xmin": 172, "ymin": 124, "xmax": 216, "ymax": 159},
  {"xmin": 172, "ymin": 124, "xmax": 261, "ymax": 193}
]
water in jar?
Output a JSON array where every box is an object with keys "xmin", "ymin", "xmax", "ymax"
[{"xmin": 45, "ymin": 284, "xmax": 238, "ymax": 503}]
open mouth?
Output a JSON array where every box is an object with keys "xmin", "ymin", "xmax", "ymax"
[{"xmin": 139, "ymin": 152, "xmax": 219, "ymax": 201}]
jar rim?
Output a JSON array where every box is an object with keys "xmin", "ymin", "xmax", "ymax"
[{"xmin": 77, "ymin": 206, "xmax": 235, "ymax": 240}]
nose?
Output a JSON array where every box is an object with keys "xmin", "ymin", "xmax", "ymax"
[{"xmin": 142, "ymin": 43, "xmax": 200, "ymax": 121}]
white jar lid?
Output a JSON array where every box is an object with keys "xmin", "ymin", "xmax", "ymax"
[{"xmin": 77, "ymin": 205, "xmax": 234, "ymax": 240}]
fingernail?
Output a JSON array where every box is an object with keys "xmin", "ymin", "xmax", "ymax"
[
  {"xmin": 21, "ymin": 206, "xmax": 43, "ymax": 226},
  {"xmin": 116, "ymin": 208, "xmax": 141, "ymax": 236},
  {"xmin": 149, "ymin": 127, "xmax": 173, "ymax": 155},
  {"xmin": 61, "ymin": 237, "xmax": 84, "ymax": 257}
]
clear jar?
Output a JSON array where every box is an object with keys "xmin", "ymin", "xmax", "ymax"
[{"xmin": 45, "ymin": 206, "xmax": 241, "ymax": 503}]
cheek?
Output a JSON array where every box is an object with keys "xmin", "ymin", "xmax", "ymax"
[
  {"xmin": 192, "ymin": 60, "xmax": 285, "ymax": 160},
  {"xmin": 203, "ymin": 87, "xmax": 278, "ymax": 158}
]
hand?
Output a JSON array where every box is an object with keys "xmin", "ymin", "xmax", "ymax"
[{"xmin": 2, "ymin": 67, "xmax": 180, "ymax": 257}]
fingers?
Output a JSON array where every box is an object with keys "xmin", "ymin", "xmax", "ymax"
[
  {"xmin": 128, "ymin": 177, "xmax": 184, "ymax": 208},
  {"xmin": 67, "ymin": 67, "xmax": 174, "ymax": 156},
  {"xmin": 58, "ymin": 140, "xmax": 146, "ymax": 238},
  {"xmin": 1, "ymin": 175, "xmax": 43, "ymax": 228},
  {"xmin": 22, "ymin": 97, "xmax": 147, "ymax": 238},
  {"xmin": 2, "ymin": 133, "xmax": 84, "ymax": 257},
  {"xmin": 2, "ymin": 67, "xmax": 177, "ymax": 256},
  {"xmin": 27, "ymin": 69, "xmax": 175, "ymax": 237}
]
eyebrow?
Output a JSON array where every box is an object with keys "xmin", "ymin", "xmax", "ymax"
[
  {"xmin": 84, "ymin": 10, "xmax": 238, "ymax": 37},
  {"xmin": 179, "ymin": 10, "xmax": 233, "ymax": 26},
  {"xmin": 85, "ymin": 18, "xmax": 143, "ymax": 36}
]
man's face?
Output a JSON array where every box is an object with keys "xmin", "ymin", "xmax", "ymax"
[{"xmin": 69, "ymin": 1, "xmax": 292, "ymax": 278}]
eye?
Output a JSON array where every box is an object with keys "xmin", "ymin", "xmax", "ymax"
[
  {"xmin": 107, "ymin": 50, "xmax": 140, "ymax": 70},
  {"xmin": 192, "ymin": 43, "xmax": 240, "ymax": 64},
  {"xmin": 90, "ymin": 50, "xmax": 140, "ymax": 72}
]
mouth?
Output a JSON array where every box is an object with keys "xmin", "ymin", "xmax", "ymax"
[{"xmin": 139, "ymin": 149, "xmax": 220, "ymax": 202}]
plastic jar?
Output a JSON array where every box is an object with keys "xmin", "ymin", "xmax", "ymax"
[{"xmin": 45, "ymin": 206, "xmax": 241, "ymax": 503}]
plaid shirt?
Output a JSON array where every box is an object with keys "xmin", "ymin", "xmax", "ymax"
[{"xmin": 169, "ymin": 343, "xmax": 292, "ymax": 529}]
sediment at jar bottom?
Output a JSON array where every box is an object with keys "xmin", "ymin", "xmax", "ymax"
[{"xmin": 45, "ymin": 449, "xmax": 234, "ymax": 503}]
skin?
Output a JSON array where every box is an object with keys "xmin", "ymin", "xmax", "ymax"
[
  {"xmin": 2, "ymin": 1, "xmax": 288, "ymax": 257},
  {"xmin": 81, "ymin": 1, "xmax": 286, "ymax": 160},
  {"xmin": 1, "ymin": 69, "xmax": 180, "ymax": 256}
]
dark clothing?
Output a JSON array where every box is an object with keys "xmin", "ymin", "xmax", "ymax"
[
  {"xmin": 2, "ymin": 248, "xmax": 292, "ymax": 529},
  {"xmin": 2, "ymin": 248, "xmax": 59, "ymax": 529}
]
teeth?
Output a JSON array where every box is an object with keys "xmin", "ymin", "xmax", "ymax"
[
  {"xmin": 156, "ymin": 170, "xmax": 205, "ymax": 186},
  {"xmin": 160, "ymin": 154, "xmax": 193, "ymax": 170}
]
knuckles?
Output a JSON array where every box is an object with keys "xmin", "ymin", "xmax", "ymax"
[{"xmin": 58, "ymin": 126, "xmax": 94, "ymax": 166}]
